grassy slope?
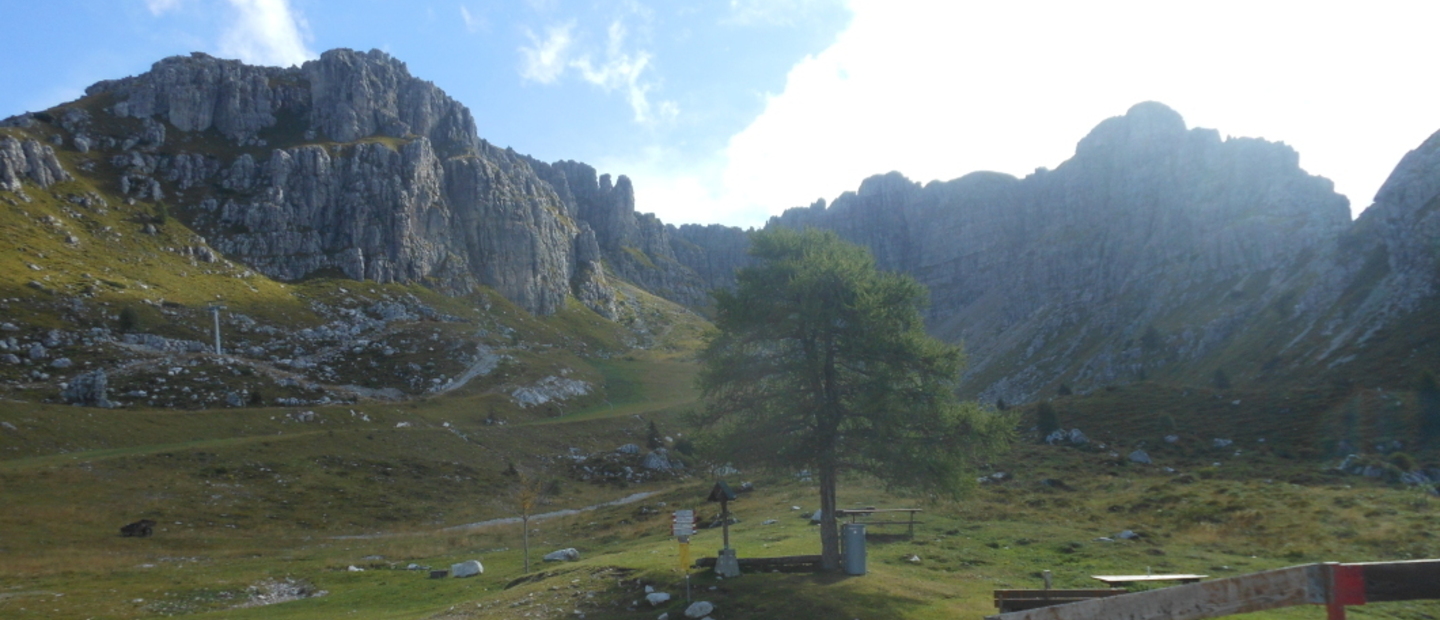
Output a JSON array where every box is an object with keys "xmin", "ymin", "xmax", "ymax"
[{"xmin": 4, "ymin": 373, "xmax": 1440, "ymax": 619}]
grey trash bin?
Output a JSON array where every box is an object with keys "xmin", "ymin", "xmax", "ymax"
[{"xmin": 842, "ymin": 523, "xmax": 866, "ymax": 575}]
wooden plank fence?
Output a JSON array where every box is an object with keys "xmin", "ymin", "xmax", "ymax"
[{"xmin": 985, "ymin": 560, "xmax": 1440, "ymax": 620}]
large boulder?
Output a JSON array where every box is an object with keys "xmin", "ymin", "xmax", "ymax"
[
  {"xmin": 642, "ymin": 449, "xmax": 672, "ymax": 471},
  {"xmin": 62, "ymin": 369, "xmax": 113, "ymax": 408},
  {"xmin": 450, "ymin": 559, "xmax": 483, "ymax": 578},
  {"xmin": 543, "ymin": 548, "xmax": 579, "ymax": 562},
  {"xmin": 684, "ymin": 601, "xmax": 715, "ymax": 618}
]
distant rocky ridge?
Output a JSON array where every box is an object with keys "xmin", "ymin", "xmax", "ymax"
[
  {"xmin": 5, "ymin": 50, "xmax": 1438, "ymax": 404},
  {"xmin": 749, "ymin": 104, "xmax": 1440, "ymax": 401}
]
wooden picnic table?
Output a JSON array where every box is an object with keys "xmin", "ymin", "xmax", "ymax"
[
  {"xmin": 1092, "ymin": 574, "xmax": 1208, "ymax": 586},
  {"xmin": 835, "ymin": 508, "xmax": 922, "ymax": 537}
]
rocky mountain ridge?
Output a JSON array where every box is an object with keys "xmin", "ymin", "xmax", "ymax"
[
  {"xmin": 744, "ymin": 104, "xmax": 1440, "ymax": 401},
  {"xmin": 4, "ymin": 50, "xmax": 1438, "ymax": 407}
]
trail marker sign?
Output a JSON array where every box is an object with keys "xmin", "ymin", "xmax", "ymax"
[{"xmin": 672, "ymin": 509, "xmax": 695, "ymax": 538}]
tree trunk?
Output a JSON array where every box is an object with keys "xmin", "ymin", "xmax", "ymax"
[
  {"xmin": 819, "ymin": 460, "xmax": 840, "ymax": 572},
  {"xmin": 522, "ymin": 514, "xmax": 531, "ymax": 573}
]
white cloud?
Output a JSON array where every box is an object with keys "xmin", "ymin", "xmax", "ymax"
[
  {"xmin": 518, "ymin": 18, "xmax": 675, "ymax": 124},
  {"xmin": 571, "ymin": 21, "xmax": 676, "ymax": 123},
  {"xmin": 145, "ymin": 0, "xmax": 186, "ymax": 15},
  {"xmin": 216, "ymin": 0, "xmax": 315, "ymax": 67},
  {"xmin": 726, "ymin": 0, "xmax": 841, "ymax": 26},
  {"xmin": 519, "ymin": 23, "xmax": 574, "ymax": 84},
  {"xmin": 645, "ymin": 0, "xmax": 1440, "ymax": 227},
  {"xmin": 459, "ymin": 5, "xmax": 484, "ymax": 34}
]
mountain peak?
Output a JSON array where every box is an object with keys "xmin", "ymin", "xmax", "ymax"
[{"xmin": 1074, "ymin": 100, "xmax": 1189, "ymax": 158}]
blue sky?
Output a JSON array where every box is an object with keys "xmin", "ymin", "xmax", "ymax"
[{"xmin": 2, "ymin": 1, "xmax": 1438, "ymax": 228}]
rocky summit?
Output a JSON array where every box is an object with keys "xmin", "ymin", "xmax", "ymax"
[
  {"xmin": 749, "ymin": 104, "xmax": 1440, "ymax": 401},
  {"xmin": 2, "ymin": 49, "xmax": 1439, "ymax": 407}
]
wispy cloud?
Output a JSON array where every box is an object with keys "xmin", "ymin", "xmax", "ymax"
[
  {"xmin": 145, "ymin": 0, "xmax": 186, "ymax": 15},
  {"xmin": 519, "ymin": 23, "xmax": 574, "ymax": 84},
  {"xmin": 726, "ymin": 0, "xmax": 842, "ymax": 26},
  {"xmin": 216, "ymin": 0, "xmax": 315, "ymax": 67},
  {"xmin": 571, "ymin": 21, "xmax": 675, "ymax": 123},
  {"xmin": 459, "ymin": 5, "xmax": 484, "ymax": 34},
  {"xmin": 518, "ymin": 19, "xmax": 675, "ymax": 123}
]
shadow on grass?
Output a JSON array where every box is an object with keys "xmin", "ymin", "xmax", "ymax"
[
  {"xmin": 865, "ymin": 532, "xmax": 915, "ymax": 544},
  {"xmin": 697, "ymin": 571, "xmax": 930, "ymax": 620}
]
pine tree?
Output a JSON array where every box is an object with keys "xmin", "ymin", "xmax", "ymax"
[{"xmin": 699, "ymin": 228, "xmax": 1013, "ymax": 571}]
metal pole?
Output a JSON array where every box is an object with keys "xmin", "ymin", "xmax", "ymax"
[
  {"xmin": 721, "ymin": 498, "xmax": 730, "ymax": 550},
  {"xmin": 211, "ymin": 305, "xmax": 222, "ymax": 355}
]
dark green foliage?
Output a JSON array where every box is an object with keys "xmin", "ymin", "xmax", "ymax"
[
  {"xmin": 246, "ymin": 390, "xmax": 264, "ymax": 406},
  {"xmin": 996, "ymin": 398, "xmax": 1008, "ymax": 411},
  {"xmin": 1035, "ymin": 402, "xmax": 1060, "ymax": 439},
  {"xmin": 646, "ymin": 420, "xmax": 663, "ymax": 450},
  {"xmin": 1057, "ymin": 383, "xmax": 1072, "ymax": 396},
  {"xmin": 1213, "ymin": 368, "xmax": 1232, "ymax": 390},
  {"xmin": 673, "ymin": 437, "xmax": 695, "ymax": 456},
  {"xmin": 1418, "ymin": 371, "xmax": 1440, "ymax": 443},
  {"xmin": 154, "ymin": 201, "xmax": 169, "ymax": 225},
  {"xmin": 117, "ymin": 305, "xmax": 141, "ymax": 333},
  {"xmin": 1389, "ymin": 452, "xmax": 1416, "ymax": 472},
  {"xmin": 698, "ymin": 228, "xmax": 1013, "ymax": 571}
]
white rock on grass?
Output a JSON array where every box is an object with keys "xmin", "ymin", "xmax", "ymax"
[
  {"xmin": 646, "ymin": 592, "xmax": 670, "ymax": 606},
  {"xmin": 543, "ymin": 548, "xmax": 580, "ymax": 562},
  {"xmin": 451, "ymin": 560, "xmax": 483, "ymax": 578},
  {"xmin": 684, "ymin": 601, "xmax": 714, "ymax": 618}
]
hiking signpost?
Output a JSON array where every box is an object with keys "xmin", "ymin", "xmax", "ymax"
[{"xmin": 673, "ymin": 509, "xmax": 695, "ymax": 602}]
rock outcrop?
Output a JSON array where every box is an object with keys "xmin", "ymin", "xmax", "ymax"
[
  {"xmin": 0, "ymin": 136, "xmax": 71, "ymax": 191},
  {"xmin": 56, "ymin": 49, "xmax": 613, "ymax": 316},
  {"xmin": 526, "ymin": 158, "xmax": 714, "ymax": 306}
]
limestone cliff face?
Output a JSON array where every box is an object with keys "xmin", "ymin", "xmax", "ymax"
[
  {"xmin": 761, "ymin": 102, "xmax": 1358, "ymax": 400},
  {"xmin": 525, "ymin": 158, "xmax": 712, "ymax": 307},
  {"xmin": 72, "ymin": 49, "xmax": 610, "ymax": 316},
  {"xmin": 91, "ymin": 49, "xmax": 479, "ymax": 155},
  {"xmin": 0, "ymin": 136, "xmax": 70, "ymax": 192}
]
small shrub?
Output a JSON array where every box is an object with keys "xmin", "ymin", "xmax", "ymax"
[
  {"xmin": 1057, "ymin": 384, "xmax": 1072, "ymax": 396},
  {"xmin": 118, "ymin": 305, "xmax": 141, "ymax": 332},
  {"xmin": 646, "ymin": 420, "xmax": 663, "ymax": 450},
  {"xmin": 1036, "ymin": 402, "xmax": 1060, "ymax": 439},
  {"xmin": 1389, "ymin": 452, "xmax": 1417, "ymax": 472},
  {"xmin": 673, "ymin": 437, "xmax": 695, "ymax": 456}
]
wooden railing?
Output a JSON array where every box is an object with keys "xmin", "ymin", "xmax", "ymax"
[{"xmin": 985, "ymin": 560, "xmax": 1440, "ymax": 620}]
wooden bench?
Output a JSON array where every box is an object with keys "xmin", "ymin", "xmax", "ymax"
[
  {"xmin": 1092, "ymin": 574, "xmax": 1207, "ymax": 586},
  {"xmin": 836, "ymin": 508, "xmax": 922, "ymax": 537},
  {"xmin": 694, "ymin": 554, "xmax": 822, "ymax": 572},
  {"xmin": 994, "ymin": 588, "xmax": 1128, "ymax": 612}
]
